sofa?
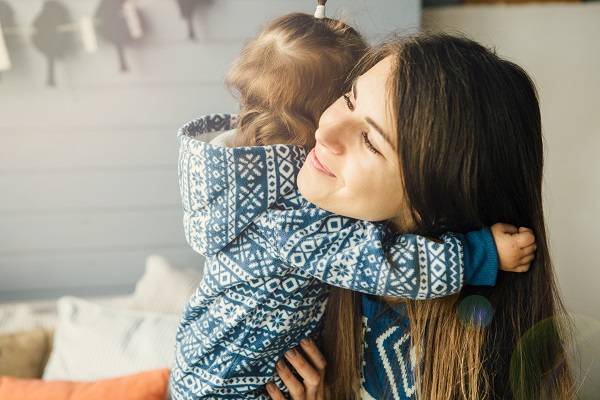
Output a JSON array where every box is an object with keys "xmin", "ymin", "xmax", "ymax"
[{"xmin": 0, "ymin": 255, "xmax": 202, "ymax": 399}]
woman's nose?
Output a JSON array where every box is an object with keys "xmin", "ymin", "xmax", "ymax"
[
  {"xmin": 315, "ymin": 103, "xmax": 349, "ymax": 155},
  {"xmin": 315, "ymin": 125, "xmax": 344, "ymax": 155}
]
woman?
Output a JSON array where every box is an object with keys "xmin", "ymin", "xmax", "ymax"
[{"xmin": 266, "ymin": 32, "xmax": 574, "ymax": 400}]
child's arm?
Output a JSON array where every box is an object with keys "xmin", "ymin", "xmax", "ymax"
[
  {"xmin": 257, "ymin": 208, "xmax": 536, "ymax": 297},
  {"xmin": 461, "ymin": 224, "xmax": 535, "ymax": 285},
  {"xmin": 178, "ymin": 115, "xmax": 307, "ymax": 256}
]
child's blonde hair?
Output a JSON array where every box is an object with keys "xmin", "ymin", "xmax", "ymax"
[{"xmin": 225, "ymin": 13, "xmax": 368, "ymax": 149}]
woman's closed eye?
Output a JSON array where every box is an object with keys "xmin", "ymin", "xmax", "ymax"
[
  {"xmin": 342, "ymin": 92, "xmax": 355, "ymax": 111},
  {"xmin": 361, "ymin": 132, "xmax": 379, "ymax": 155},
  {"xmin": 343, "ymin": 93, "xmax": 381, "ymax": 156}
]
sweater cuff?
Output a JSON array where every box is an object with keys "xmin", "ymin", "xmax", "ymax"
[{"xmin": 463, "ymin": 227, "xmax": 499, "ymax": 287}]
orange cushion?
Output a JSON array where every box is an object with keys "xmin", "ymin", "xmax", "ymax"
[{"xmin": 0, "ymin": 368, "xmax": 170, "ymax": 400}]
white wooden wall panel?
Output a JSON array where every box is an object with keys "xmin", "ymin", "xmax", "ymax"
[
  {"xmin": 0, "ymin": 170, "xmax": 178, "ymax": 211},
  {"xmin": 0, "ymin": 210, "xmax": 184, "ymax": 253},
  {"xmin": 0, "ymin": 248, "xmax": 199, "ymax": 300},
  {"xmin": 0, "ymin": 0, "xmax": 419, "ymax": 301},
  {"xmin": 0, "ymin": 84, "xmax": 233, "ymax": 127},
  {"xmin": 0, "ymin": 129, "xmax": 177, "ymax": 170}
]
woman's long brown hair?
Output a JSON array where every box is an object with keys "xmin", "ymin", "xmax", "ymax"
[{"xmin": 322, "ymin": 32, "xmax": 575, "ymax": 399}]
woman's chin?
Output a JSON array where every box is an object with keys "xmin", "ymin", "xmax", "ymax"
[
  {"xmin": 297, "ymin": 165, "xmax": 330, "ymax": 208},
  {"xmin": 297, "ymin": 167, "xmax": 316, "ymax": 201}
]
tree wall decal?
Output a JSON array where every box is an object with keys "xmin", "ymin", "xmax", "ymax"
[
  {"xmin": 176, "ymin": 0, "xmax": 200, "ymax": 40},
  {"xmin": 175, "ymin": 0, "xmax": 214, "ymax": 41},
  {"xmin": 0, "ymin": 1, "xmax": 17, "ymax": 82},
  {"xmin": 95, "ymin": 0, "xmax": 143, "ymax": 73},
  {"xmin": 31, "ymin": 1, "xmax": 75, "ymax": 87},
  {"xmin": 1, "ymin": 0, "xmax": 220, "ymax": 82}
]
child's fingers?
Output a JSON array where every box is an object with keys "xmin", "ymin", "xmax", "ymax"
[
  {"xmin": 511, "ymin": 264, "xmax": 530, "ymax": 273},
  {"xmin": 493, "ymin": 223, "xmax": 518, "ymax": 234},
  {"xmin": 516, "ymin": 231, "xmax": 536, "ymax": 248},
  {"xmin": 521, "ymin": 242, "xmax": 537, "ymax": 255},
  {"xmin": 518, "ymin": 227, "xmax": 534, "ymax": 234},
  {"xmin": 519, "ymin": 254, "xmax": 535, "ymax": 265}
]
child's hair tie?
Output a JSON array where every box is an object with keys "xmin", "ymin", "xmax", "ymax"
[{"xmin": 314, "ymin": 0, "xmax": 326, "ymax": 19}]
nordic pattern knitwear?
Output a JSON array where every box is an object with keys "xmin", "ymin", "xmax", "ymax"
[{"xmin": 169, "ymin": 114, "xmax": 497, "ymax": 399}]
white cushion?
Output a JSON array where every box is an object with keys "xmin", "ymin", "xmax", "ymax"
[
  {"xmin": 129, "ymin": 254, "xmax": 202, "ymax": 315},
  {"xmin": 0, "ymin": 304, "xmax": 56, "ymax": 334},
  {"xmin": 42, "ymin": 296, "xmax": 180, "ymax": 380},
  {"xmin": 0, "ymin": 295, "xmax": 133, "ymax": 334}
]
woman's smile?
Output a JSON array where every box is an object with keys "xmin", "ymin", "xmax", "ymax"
[{"xmin": 309, "ymin": 148, "xmax": 336, "ymax": 177}]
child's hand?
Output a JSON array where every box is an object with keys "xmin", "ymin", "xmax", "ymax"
[{"xmin": 490, "ymin": 223, "xmax": 537, "ymax": 273}]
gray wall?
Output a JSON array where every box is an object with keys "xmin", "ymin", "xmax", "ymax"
[{"xmin": 0, "ymin": 0, "xmax": 420, "ymax": 301}]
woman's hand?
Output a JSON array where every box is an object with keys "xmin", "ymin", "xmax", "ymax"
[{"xmin": 266, "ymin": 338, "xmax": 327, "ymax": 400}]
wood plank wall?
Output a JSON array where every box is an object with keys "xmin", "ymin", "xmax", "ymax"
[{"xmin": 0, "ymin": 0, "xmax": 419, "ymax": 301}]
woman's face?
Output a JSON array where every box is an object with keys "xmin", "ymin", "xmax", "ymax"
[{"xmin": 297, "ymin": 56, "xmax": 413, "ymax": 229}]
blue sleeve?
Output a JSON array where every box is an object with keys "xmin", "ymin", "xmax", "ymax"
[
  {"xmin": 463, "ymin": 227, "xmax": 499, "ymax": 286},
  {"xmin": 257, "ymin": 208, "xmax": 466, "ymax": 299},
  {"xmin": 257, "ymin": 209, "xmax": 499, "ymax": 296}
]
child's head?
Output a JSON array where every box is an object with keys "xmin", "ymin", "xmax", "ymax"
[{"xmin": 225, "ymin": 12, "xmax": 367, "ymax": 149}]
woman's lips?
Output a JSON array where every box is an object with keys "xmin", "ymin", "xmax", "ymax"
[{"xmin": 309, "ymin": 148, "xmax": 336, "ymax": 177}]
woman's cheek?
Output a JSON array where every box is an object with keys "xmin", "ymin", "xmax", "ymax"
[
  {"xmin": 348, "ymin": 163, "xmax": 381, "ymax": 197},
  {"xmin": 355, "ymin": 172, "xmax": 402, "ymax": 220}
]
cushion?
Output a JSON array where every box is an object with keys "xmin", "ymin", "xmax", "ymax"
[
  {"xmin": 0, "ymin": 302, "xmax": 57, "ymax": 334},
  {"xmin": 0, "ymin": 295, "xmax": 133, "ymax": 335},
  {"xmin": 42, "ymin": 296, "xmax": 179, "ymax": 381},
  {"xmin": 129, "ymin": 254, "xmax": 202, "ymax": 315},
  {"xmin": 0, "ymin": 327, "xmax": 54, "ymax": 378},
  {"xmin": 0, "ymin": 368, "xmax": 170, "ymax": 400}
]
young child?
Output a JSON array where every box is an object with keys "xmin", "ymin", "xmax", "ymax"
[{"xmin": 168, "ymin": 8, "xmax": 536, "ymax": 400}]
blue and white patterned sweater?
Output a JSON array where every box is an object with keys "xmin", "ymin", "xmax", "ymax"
[
  {"xmin": 169, "ymin": 114, "xmax": 498, "ymax": 399},
  {"xmin": 360, "ymin": 295, "xmax": 416, "ymax": 400}
]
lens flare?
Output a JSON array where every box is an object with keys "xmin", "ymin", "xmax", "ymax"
[
  {"xmin": 457, "ymin": 295, "xmax": 494, "ymax": 329},
  {"xmin": 509, "ymin": 313, "xmax": 600, "ymax": 398}
]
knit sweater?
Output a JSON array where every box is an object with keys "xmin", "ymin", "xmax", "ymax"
[
  {"xmin": 169, "ymin": 114, "xmax": 498, "ymax": 399},
  {"xmin": 360, "ymin": 295, "xmax": 415, "ymax": 400}
]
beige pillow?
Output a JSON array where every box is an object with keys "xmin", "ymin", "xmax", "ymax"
[
  {"xmin": 42, "ymin": 296, "xmax": 179, "ymax": 381},
  {"xmin": 129, "ymin": 254, "xmax": 202, "ymax": 314},
  {"xmin": 0, "ymin": 327, "xmax": 54, "ymax": 378}
]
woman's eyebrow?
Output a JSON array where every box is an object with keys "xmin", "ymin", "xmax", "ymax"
[
  {"xmin": 353, "ymin": 77, "xmax": 394, "ymax": 149},
  {"xmin": 366, "ymin": 117, "xmax": 394, "ymax": 149}
]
